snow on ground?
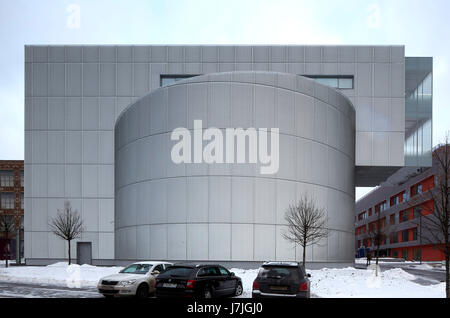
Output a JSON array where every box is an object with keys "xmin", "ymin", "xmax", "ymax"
[
  {"xmin": 232, "ymin": 266, "xmax": 445, "ymax": 298},
  {"xmin": 0, "ymin": 262, "xmax": 445, "ymax": 297},
  {"xmin": 230, "ymin": 268, "xmax": 259, "ymax": 298},
  {"xmin": 308, "ymin": 266, "xmax": 444, "ymax": 298},
  {"xmin": 0, "ymin": 262, "xmax": 123, "ymax": 288}
]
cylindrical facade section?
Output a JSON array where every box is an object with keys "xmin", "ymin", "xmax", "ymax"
[{"xmin": 114, "ymin": 71, "xmax": 355, "ymax": 263}]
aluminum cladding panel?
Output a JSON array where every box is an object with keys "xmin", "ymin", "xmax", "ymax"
[{"xmin": 114, "ymin": 71, "xmax": 355, "ymax": 262}]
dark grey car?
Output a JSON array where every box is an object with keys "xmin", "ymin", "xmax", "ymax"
[{"xmin": 252, "ymin": 262, "xmax": 311, "ymax": 298}]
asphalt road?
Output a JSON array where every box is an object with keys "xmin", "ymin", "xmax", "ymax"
[
  {"xmin": 380, "ymin": 263, "xmax": 446, "ymax": 285},
  {"xmin": 354, "ymin": 262, "xmax": 446, "ymax": 285}
]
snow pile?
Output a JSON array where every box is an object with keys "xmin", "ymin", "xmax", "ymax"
[
  {"xmin": 307, "ymin": 266, "xmax": 444, "ymax": 298},
  {"xmin": 0, "ymin": 262, "xmax": 123, "ymax": 288}
]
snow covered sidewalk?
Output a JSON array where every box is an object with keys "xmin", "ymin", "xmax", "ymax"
[{"xmin": 0, "ymin": 262, "xmax": 446, "ymax": 298}]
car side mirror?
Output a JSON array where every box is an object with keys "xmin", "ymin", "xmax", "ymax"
[
  {"xmin": 151, "ymin": 270, "xmax": 160, "ymax": 276},
  {"xmin": 307, "ymin": 273, "xmax": 311, "ymax": 278},
  {"xmin": 230, "ymin": 272, "xmax": 235, "ymax": 276}
]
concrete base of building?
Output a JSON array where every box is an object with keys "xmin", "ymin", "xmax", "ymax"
[{"xmin": 26, "ymin": 258, "xmax": 355, "ymax": 270}]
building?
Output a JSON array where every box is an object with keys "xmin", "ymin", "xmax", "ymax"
[
  {"xmin": 355, "ymin": 146, "xmax": 446, "ymax": 261},
  {"xmin": 0, "ymin": 160, "xmax": 24, "ymax": 262},
  {"xmin": 24, "ymin": 45, "xmax": 432, "ymax": 266}
]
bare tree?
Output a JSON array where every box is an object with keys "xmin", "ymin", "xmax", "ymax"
[
  {"xmin": 49, "ymin": 201, "xmax": 83, "ymax": 265},
  {"xmin": 367, "ymin": 212, "xmax": 395, "ymax": 276},
  {"xmin": 0, "ymin": 215, "xmax": 15, "ymax": 268},
  {"xmin": 409, "ymin": 134, "xmax": 450, "ymax": 298},
  {"xmin": 283, "ymin": 194, "xmax": 329, "ymax": 268}
]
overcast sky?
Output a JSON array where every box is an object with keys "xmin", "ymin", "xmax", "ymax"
[{"xmin": 0, "ymin": 0, "xmax": 448, "ymax": 200}]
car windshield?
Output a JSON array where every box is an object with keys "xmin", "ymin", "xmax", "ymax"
[
  {"xmin": 119, "ymin": 264, "xmax": 152, "ymax": 274},
  {"xmin": 258, "ymin": 266, "xmax": 301, "ymax": 280},
  {"xmin": 159, "ymin": 266, "xmax": 193, "ymax": 278}
]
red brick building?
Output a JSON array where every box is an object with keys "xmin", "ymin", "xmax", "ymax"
[
  {"xmin": 0, "ymin": 160, "xmax": 24, "ymax": 261},
  {"xmin": 355, "ymin": 147, "xmax": 447, "ymax": 261}
]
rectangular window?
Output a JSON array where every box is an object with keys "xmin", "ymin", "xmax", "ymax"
[
  {"xmin": 315, "ymin": 77, "xmax": 338, "ymax": 87},
  {"xmin": 303, "ymin": 75, "xmax": 354, "ymax": 89},
  {"xmin": 404, "ymin": 191, "xmax": 410, "ymax": 201},
  {"xmin": 402, "ymin": 230, "xmax": 409, "ymax": 242},
  {"xmin": 391, "ymin": 196, "xmax": 398, "ymax": 206},
  {"xmin": 413, "ymin": 206, "xmax": 422, "ymax": 219},
  {"xmin": 0, "ymin": 171, "xmax": 14, "ymax": 187},
  {"xmin": 402, "ymin": 249, "xmax": 409, "ymax": 260},
  {"xmin": 412, "ymin": 228, "xmax": 418, "ymax": 241},
  {"xmin": 20, "ymin": 171, "xmax": 24, "ymax": 187},
  {"xmin": 20, "ymin": 193, "xmax": 24, "ymax": 210},
  {"xmin": 400, "ymin": 210, "xmax": 409, "ymax": 223},
  {"xmin": 411, "ymin": 183, "xmax": 423, "ymax": 197},
  {"xmin": 391, "ymin": 233, "xmax": 398, "ymax": 244},
  {"xmin": 160, "ymin": 74, "xmax": 199, "ymax": 87},
  {"xmin": 390, "ymin": 214, "xmax": 395, "ymax": 225},
  {"xmin": 0, "ymin": 192, "xmax": 15, "ymax": 209},
  {"xmin": 413, "ymin": 248, "xmax": 421, "ymax": 261}
]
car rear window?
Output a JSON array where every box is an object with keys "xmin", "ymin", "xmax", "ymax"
[
  {"xmin": 159, "ymin": 266, "xmax": 193, "ymax": 278},
  {"xmin": 258, "ymin": 266, "xmax": 302, "ymax": 280}
]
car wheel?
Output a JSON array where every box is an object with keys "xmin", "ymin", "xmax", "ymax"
[
  {"xmin": 136, "ymin": 284, "xmax": 149, "ymax": 298},
  {"xmin": 203, "ymin": 286, "xmax": 213, "ymax": 299},
  {"xmin": 234, "ymin": 283, "xmax": 243, "ymax": 297}
]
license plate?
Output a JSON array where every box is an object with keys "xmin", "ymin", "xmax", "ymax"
[
  {"xmin": 270, "ymin": 286, "xmax": 288, "ymax": 291},
  {"xmin": 163, "ymin": 283, "xmax": 177, "ymax": 288}
]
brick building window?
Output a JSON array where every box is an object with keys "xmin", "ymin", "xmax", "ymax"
[
  {"xmin": 20, "ymin": 171, "xmax": 24, "ymax": 187},
  {"xmin": 0, "ymin": 171, "xmax": 14, "ymax": 187},
  {"xmin": 390, "ymin": 214, "xmax": 395, "ymax": 225},
  {"xmin": 0, "ymin": 192, "xmax": 15, "ymax": 209},
  {"xmin": 20, "ymin": 193, "xmax": 24, "ymax": 209}
]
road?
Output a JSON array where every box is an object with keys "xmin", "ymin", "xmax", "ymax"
[
  {"xmin": 380, "ymin": 263, "xmax": 446, "ymax": 285},
  {"xmin": 0, "ymin": 281, "xmax": 102, "ymax": 298},
  {"xmin": 355, "ymin": 262, "xmax": 446, "ymax": 286}
]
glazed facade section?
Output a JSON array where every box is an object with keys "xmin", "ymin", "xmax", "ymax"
[{"xmin": 114, "ymin": 72, "xmax": 356, "ymax": 262}]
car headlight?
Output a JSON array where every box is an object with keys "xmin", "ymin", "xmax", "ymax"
[{"xmin": 119, "ymin": 279, "xmax": 137, "ymax": 286}]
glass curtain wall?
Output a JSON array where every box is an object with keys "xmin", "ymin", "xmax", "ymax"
[{"xmin": 405, "ymin": 57, "xmax": 432, "ymax": 167}]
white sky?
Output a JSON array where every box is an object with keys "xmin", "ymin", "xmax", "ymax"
[{"xmin": 0, "ymin": 0, "xmax": 449, "ymax": 201}]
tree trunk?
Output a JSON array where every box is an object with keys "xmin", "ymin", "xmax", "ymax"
[
  {"xmin": 446, "ymin": 249, "xmax": 449, "ymax": 298},
  {"xmin": 68, "ymin": 240, "xmax": 71, "ymax": 265},
  {"xmin": 5, "ymin": 241, "xmax": 9, "ymax": 268},
  {"xmin": 302, "ymin": 243, "xmax": 306, "ymax": 268}
]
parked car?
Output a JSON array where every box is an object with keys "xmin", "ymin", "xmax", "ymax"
[
  {"xmin": 252, "ymin": 262, "xmax": 311, "ymax": 298},
  {"xmin": 97, "ymin": 261, "xmax": 173, "ymax": 298},
  {"xmin": 155, "ymin": 264, "xmax": 243, "ymax": 298}
]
